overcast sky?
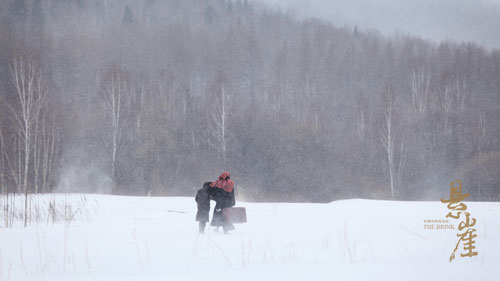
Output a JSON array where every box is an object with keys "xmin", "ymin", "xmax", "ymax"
[{"xmin": 254, "ymin": 0, "xmax": 500, "ymax": 49}]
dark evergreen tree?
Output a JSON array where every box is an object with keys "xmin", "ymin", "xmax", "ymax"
[
  {"xmin": 31, "ymin": 0, "xmax": 44, "ymax": 25},
  {"xmin": 9, "ymin": 0, "xmax": 27, "ymax": 23},
  {"xmin": 122, "ymin": 5, "xmax": 133, "ymax": 24},
  {"xmin": 204, "ymin": 6, "xmax": 216, "ymax": 24}
]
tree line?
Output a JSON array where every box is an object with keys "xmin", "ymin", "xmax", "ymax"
[{"xmin": 0, "ymin": 0, "xmax": 499, "ymax": 202}]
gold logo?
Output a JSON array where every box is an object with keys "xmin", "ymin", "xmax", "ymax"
[{"xmin": 441, "ymin": 180, "xmax": 478, "ymax": 262}]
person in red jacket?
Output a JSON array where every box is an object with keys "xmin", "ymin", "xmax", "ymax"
[{"xmin": 195, "ymin": 172, "xmax": 235, "ymax": 234}]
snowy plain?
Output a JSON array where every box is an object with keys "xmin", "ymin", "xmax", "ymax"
[{"xmin": 0, "ymin": 194, "xmax": 498, "ymax": 281}]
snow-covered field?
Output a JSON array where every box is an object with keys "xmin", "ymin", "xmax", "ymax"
[{"xmin": 0, "ymin": 194, "xmax": 498, "ymax": 281}]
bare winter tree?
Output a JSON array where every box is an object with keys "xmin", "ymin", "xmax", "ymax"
[
  {"xmin": 8, "ymin": 57, "xmax": 47, "ymax": 226},
  {"xmin": 380, "ymin": 86, "xmax": 406, "ymax": 198},
  {"xmin": 38, "ymin": 115, "xmax": 59, "ymax": 193},
  {"xmin": 0, "ymin": 124, "xmax": 16, "ymax": 228},
  {"xmin": 209, "ymin": 73, "xmax": 230, "ymax": 170},
  {"xmin": 355, "ymin": 110, "xmax": 366, "ymax": 142},
  {"xmin": 0, "ymin": 127, "xmax": 8, "ymax": 227},
  {"xmin": 442, "ymin": 80, "xmax": 467, "ymax": 140},
  {"xmin": 478, "ymin": 111, "xmax": 487, "ymax": 153},
  {"xmin": 101, "ymin": 71, "xmax": 130, "ymax": 194},
  {"xmin": 408, "ymin": 69, "xmax": 430, "ymax": 116}
]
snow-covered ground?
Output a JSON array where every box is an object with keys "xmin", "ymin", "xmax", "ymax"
[{"xmin": 0, "ymin": 194, "xmax": 498, "ymax": 280}]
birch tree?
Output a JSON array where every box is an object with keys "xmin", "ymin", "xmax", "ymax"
[
  {"xmin": 9, "ymin": 57, "xmax": 47, "ymax": 226},
  {"xmin": 380, "ymin": 86, "xmax": 406, "ymax": 198},
  {"xmin": 408, "ymin": 69, "xmax": 430, "ymax": 116},
  {"xmin": 210, "ymin": 73, "xmax": 230, "ymax": 170},
  {"xmin": 101, "ymin": 71, "xmax": 130, "ymax": 194}
]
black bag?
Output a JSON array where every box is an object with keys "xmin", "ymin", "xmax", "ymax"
[{"xmin": 211, "ymin": 209, "xmax": 225, "ymax": 226}]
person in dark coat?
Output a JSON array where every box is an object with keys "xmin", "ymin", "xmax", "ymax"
[{"xmin": 195, "ymin": 171, "xmax": 235, "ymax": 233}]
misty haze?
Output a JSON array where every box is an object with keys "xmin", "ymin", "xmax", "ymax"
[{"xmin": 0, "ymin": 0, "xmax": 499, "ymax": 280}]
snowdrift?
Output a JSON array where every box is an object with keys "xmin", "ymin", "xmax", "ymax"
[{"xmin": 0, "ymin": 194, "xmax": 498, "ymax": 280}]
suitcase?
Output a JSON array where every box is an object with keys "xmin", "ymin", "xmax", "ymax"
[{"xmin": 222, "ymin": 207, "xmax": 247, "ymax": 224}]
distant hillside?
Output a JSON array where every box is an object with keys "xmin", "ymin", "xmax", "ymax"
[{"xmin": 258, "ymin": 0, "xmax": 500, "ymax": 49}]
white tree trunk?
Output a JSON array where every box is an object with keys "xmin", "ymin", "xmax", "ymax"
[
  {"xmin": 9, "ymin": 58, "xmax": 47, "ymax": 226},
  {"xmin": 210, "ymin": 84, "xmax": 229, "ymax": 171},
  {"xmin": 103, "ymin": 74, "xmax": 128, "ymax": 194},
  {"xmin": 381, "ymin": 89, "xmax": 395, "ymax": 198}
]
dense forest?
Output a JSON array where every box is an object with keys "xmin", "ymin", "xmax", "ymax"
[{"xmin": 0, "ymin": 0, "xmax": 499, "ymax": 202}]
